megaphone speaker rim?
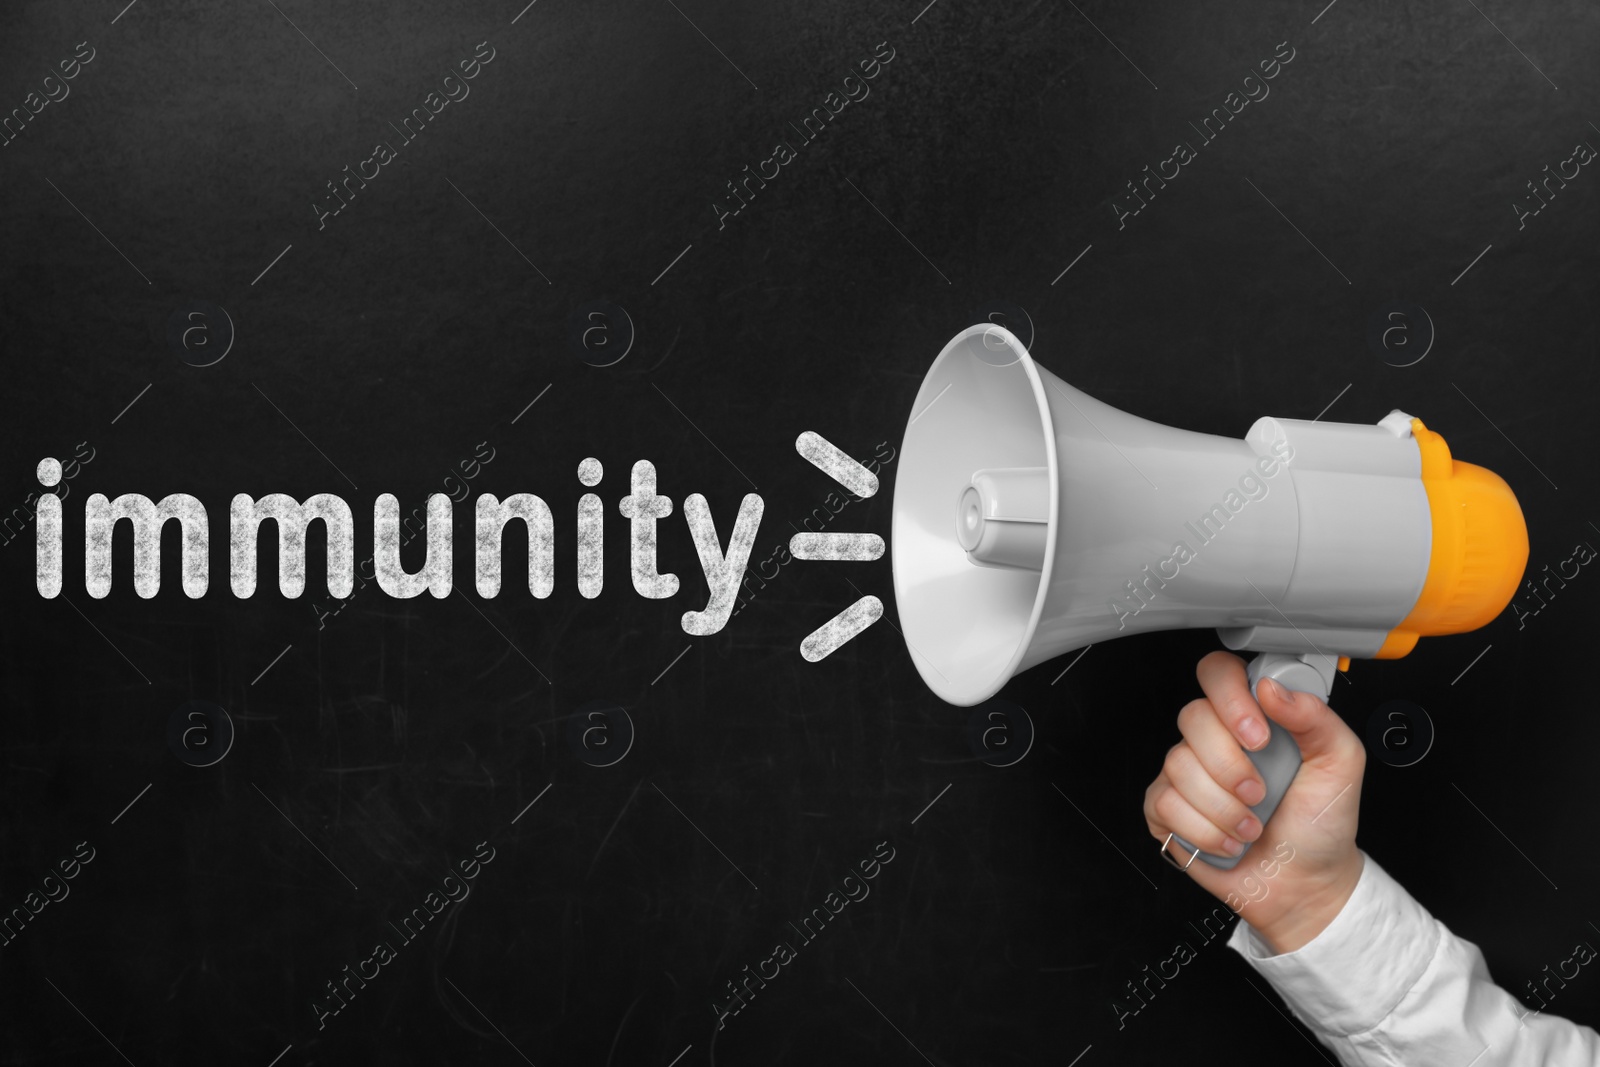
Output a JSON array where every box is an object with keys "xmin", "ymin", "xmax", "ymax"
[{"xmin": 890, "ymin": 323, "xmax": 1060, "ymax": 706}]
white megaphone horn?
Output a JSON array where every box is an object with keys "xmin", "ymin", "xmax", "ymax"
[{"xmin": 890, "ymin": 324, "xmax": 1529, "ymax": 870}]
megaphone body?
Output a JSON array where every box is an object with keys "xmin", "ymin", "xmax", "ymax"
[{"xmin": 890, "ymin": 324, "xmax": 1528, "ymax": 868}]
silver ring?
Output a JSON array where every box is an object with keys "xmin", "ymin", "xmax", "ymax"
[{"xmin": 1160, "ymin": 832, "xmax": 1199, "ymax": 871}]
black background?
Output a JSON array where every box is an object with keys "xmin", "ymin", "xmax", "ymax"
[{"xmin": 2, "ymin": 0, "xmax": 1597, "ymax": 1063}]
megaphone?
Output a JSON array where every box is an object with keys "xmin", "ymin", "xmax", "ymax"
[{"xmin": 890, "ymin": 324, "xmax": 1528, "ymax": 869}]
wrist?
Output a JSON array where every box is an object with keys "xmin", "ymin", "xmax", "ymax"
[{"xmin": 1252, "ymin": 851, "xmax": 1365, "ymax": 955}]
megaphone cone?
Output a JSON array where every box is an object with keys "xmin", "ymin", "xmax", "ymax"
[{"xmin": 890, "ymin": 324, "xmax": 1528, "ymax": 868}]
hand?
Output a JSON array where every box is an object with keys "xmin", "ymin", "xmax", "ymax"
[{"xmin": 1143, "ymin": 651, "xmax": 1367, "ymax": 953}]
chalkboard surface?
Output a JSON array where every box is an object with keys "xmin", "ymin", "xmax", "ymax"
[{"xmin": 2, "ymin": 1, "xmax": 1597, "ymax": 1063}]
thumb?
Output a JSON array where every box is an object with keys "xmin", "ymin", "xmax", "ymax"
[{"xmin": 1255, "ymin": 675, "xmax": 1359, "ymax": 766}]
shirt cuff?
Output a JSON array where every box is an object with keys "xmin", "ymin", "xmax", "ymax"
[{"xmin": 1226, "ymin": 850, "xmax": 1442, "ymax": 1037}]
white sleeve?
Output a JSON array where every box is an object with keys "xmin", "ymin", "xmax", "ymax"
[{"xmin": 1225, "ymin": 850, "xmax": 1600, "ymax": 1066}]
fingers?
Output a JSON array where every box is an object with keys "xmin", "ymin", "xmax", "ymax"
[
  {"xmin": 1164, "ymin": 738, "xmax": 1262, "ymax": 845},
  {"xmin": 1176, "ymin": 698, "xmax": 1266, "ymax": 808},
  {"xmin": 1195, "ymin": 651, "xmax": 1270, "ymax": 752},
  {"xmin": 1145, "ymin": 760, "xmax": 1247, "ymax": 858}
]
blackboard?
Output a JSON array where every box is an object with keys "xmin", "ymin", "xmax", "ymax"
[{"xmin": 2, "ymin": 0, "xmax": 1597, "ymax": 1063}]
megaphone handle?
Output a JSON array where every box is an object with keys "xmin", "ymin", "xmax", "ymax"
[{"xmin": 1169, "ymin": 652, "xmax": 1339, "ymax": 872}]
